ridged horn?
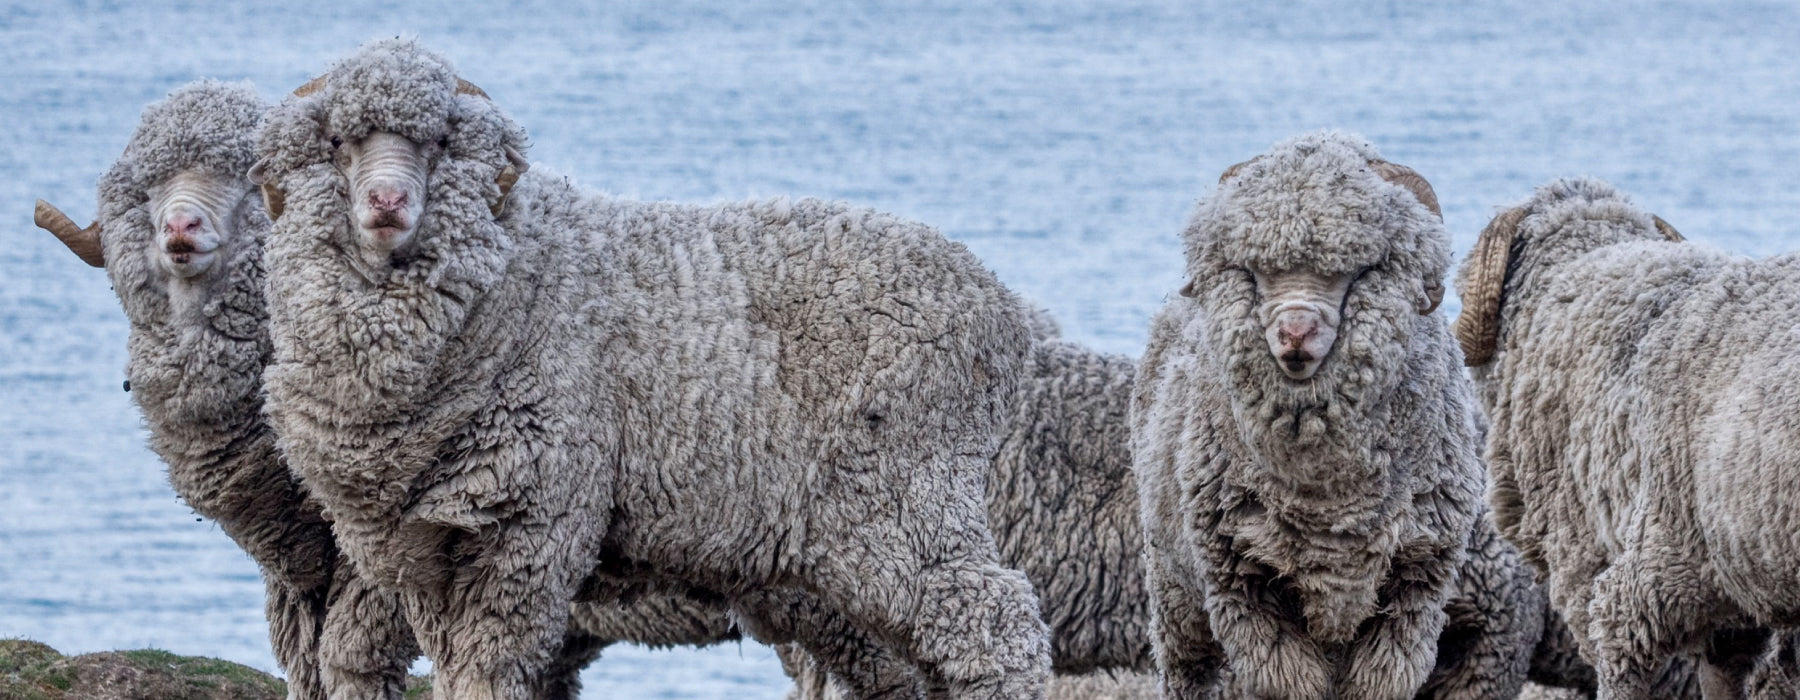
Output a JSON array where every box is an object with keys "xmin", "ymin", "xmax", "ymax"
[
  {"xmin": 455, "ymin": 79, "xmax": 489, "ymax": 99},
  {"xmin": 33, "ymin": 199, "xmax": 105, "ymax": 267},
  {"xmin": 260, "ymin": 184, "xmax": 287, "ymax": 221},
  {"xmin": 1452, "ymin": 206, "xmax": 1530, "ymax": 366},
  {"xmin": 491, "ymin": 165, "xmax": 519, "ymax": 217},
  {"xmin": 1652, "ymin": 215, "xmax": 1684, "ymax": 242},
  {"xmin": 292, "ymin": 75, "xmax": 327, "ymax": 97},
  {"xmin": 1368, "ymin": 160, "xmax": 1442, "ymax": 219}
]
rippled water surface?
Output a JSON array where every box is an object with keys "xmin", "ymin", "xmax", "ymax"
[{"xmin": 3, "ymin": 1, "xmax": 1798, "ymax": 696}]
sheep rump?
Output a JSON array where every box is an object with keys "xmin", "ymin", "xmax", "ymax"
[
  {"xmin": 1454, "ymin": 177, "xmax": 1800, "ymax": 697},
  {"xmin": 254, "ymin": 38, "xmax": 1048, "ymax": 700}
]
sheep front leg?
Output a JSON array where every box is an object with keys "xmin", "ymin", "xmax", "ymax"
[
  {"xmin": 1587, "ymin": 549, "xmax": 1716, "ymax": 700},
  {"xmin": 736, "ymin": 590, "xmax": 925, "ymax": 700},
  {"xmin": 263, "ymin": 579, "xmax": 327, "ymax": 700},
  {"xmin": 1340, "ymin": 554, "xmax": 1456, "ymax": 700},
  {"xmin": 1142, "ymin": 545, "xmax": 1226, "ymax": 698},
  {"xmin": 318, "ymin": 556, "xmax": 415, "ymax": 700},
  {"xmin": 1202, "ymin": 553, "xmax": 1330, "ymax": 698},
  {"xmin": 804, "ymin": 537, "xmax": 1049, "ymax": 699},
  {"xmin": 400, "ymin": 513, "xmax": 600, "ymax": 700}
]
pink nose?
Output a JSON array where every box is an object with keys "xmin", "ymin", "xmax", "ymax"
[
  {"xmin": 1276, "ymin": 315, "xmax": 1319, "ymax": 352},
  {"xmin": 164, "ymin": 213, "xmax": 202, "ymax": 236},
  {"xmin": 369, "ymin": 189, "xmax": 409, "ymax": 212}
]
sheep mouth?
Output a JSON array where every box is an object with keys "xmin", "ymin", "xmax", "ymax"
[
  {"xmin": 1278, "ymin": 350, "xmax": 1320, "ymax": 379},
  {"xmin": 363, "ymin": 212, "xmax": 413, "ymax": 244}
]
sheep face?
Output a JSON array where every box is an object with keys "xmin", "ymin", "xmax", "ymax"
[
  {"xmin": 1179, "ymin": 133, "xmax": 1452, "ymax": 449},
  {"xmin": 333, "ymin": 131, "xmax": 434, "ymax": 252},
  {"xmin": 145, "ymin": 170, "xmax": 256, "ymax": 278},
  {"xmin": 1252, "ymin": 268, "xmax": 1355, "ymax": 380}
]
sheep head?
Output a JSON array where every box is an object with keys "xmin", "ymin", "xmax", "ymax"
[
  {"xmin": 35, "ymin": 81, "xmax": 265, "ymax": 284},
  {"xmin": 1452, "ymin": 195, "xmax": 1682, "ymax": 367},
  {"xmin": 251, "ymin": 41, "xmax": 529, "ymax": 258},
  {"xmin": 1189, "ymin": 146, "xmax": 1447, "ymax": 382}
]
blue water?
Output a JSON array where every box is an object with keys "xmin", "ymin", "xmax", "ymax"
[{"xmin": 3, "ymin": 1, "xmax": 1798, "ymax": 696}]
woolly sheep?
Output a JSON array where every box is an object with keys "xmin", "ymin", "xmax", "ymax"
[
  {"xmin": 250, "ymin": 39, "xmax": 1048, "ymax": 699},
  {"xmin": 1131, "ymin": 131, "xmax": 1497, "ymax": 699},
  {"xmin": 31, "ymin": 80, "xmax": 421, "ymax": 700},
  {"xmin": 1453, "ymin": 177, "xmax": 1800, "ymax": 698},
  {"xmin": 34, "ymin": 79, "xmax": 751, "ymax": 700},
  {"xmin": 781, "ymin": 332, "xmax": 1151, "ymax": 699},
  {"xmin": 788, "ymin": 308, "xmax": 1548, "ymax": 699}
]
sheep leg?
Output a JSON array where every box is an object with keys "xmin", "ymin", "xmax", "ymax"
[
  {"xmin": 1587, "ymin": 550, "xmax": 1715, "ymax": 700},
  {"xmin": 1341, "ymin": 554, "xmax": 1456, "ymax": 700},
  {"xmin": 317, "ymin": 556, "xmax": 415, "ymax": 700},
  {"xmin": 264, "ymin": 578, "xmax": 328, "ymax": 700},
  {"xmin": 532, "ymin": 626, "xmax": 610, "ymax": 700},
  {"xmin": 1202, "ymin": 558, "xmax": 1330, "ymax": 698},
  {"xmin": 802, "ymin": 540, "xmax": 1050, "ymax": 699},
  {"xmin": 401, "ymin": 515, "xmax": 598, "ymax": 700},
  {"xmin": 1142, "ymin": 547, "xmax": 1227, "ymax": 698},
  {"xmin": 736, "ymin": 590, "xmax": 925, "ymax": 700},
  {"xmin": 1414, "ymin": 521, "xmax": 1540, "ymax": 700}
]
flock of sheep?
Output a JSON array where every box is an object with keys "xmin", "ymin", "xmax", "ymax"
[{"xmin": 28, "ymin": 37, "xmax": 1800, "ymax": 700}]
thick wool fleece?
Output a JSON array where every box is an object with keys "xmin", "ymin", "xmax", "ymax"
[
  {"xmin": 1457, "ymin": 177, "xmax": 1800, "ymax": 698},
  {"xmin": 256, "ymin": 39, "xmax": 1047, "ymax": 700},
  {"xmin": 783, "ymin": 336, "xmax": 1153, "ymax": 699},
  {"xmin": 88, "ymin": 80, "xmax": 417, "ymax": 700},
  {"xmin": 1132, "ymin": 131, "xmax": 1488, "ymax": 699}
]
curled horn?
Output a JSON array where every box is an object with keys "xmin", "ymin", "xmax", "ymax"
[
  {"xmin": 1651, "ymin": 215, "xmax": 1684, "ymax": 242},
  {"xmin": 1368, "ymin": 160, "xmax": 1441, "ymax": 219},
  {"xmin": 292, "ymin": 74, "xmax": 327, "ymax": 97},
  {"xmin": 1452, "ymin": 206, "xmax": 1529, "ymax": 366},
  {"xmin": 454, "ymin": 79, "xmax": 489, "ymax": 99},
  {"xmin": 34, "ymin": 199, "xmax": 105, "ymax": 267},
  {"xmin": 260, "ymin": 184, "xmax": 287, "ymax": 221}
]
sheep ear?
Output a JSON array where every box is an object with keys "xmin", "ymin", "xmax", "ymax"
[
  {"xmin": 33, "ymin": 199, "xmax": 106, "ymax": 267},
  {"xmin": 1452, "ymin": 206, "xmax": 1528, "ymax": 366},
  {"xmin": 1651, "ymin": 215, "xmax": 1684, "ymax": 242},
  {"xmin": 247, "ymin": 158, "xmax": 288, "ymax": 220},
  {"xmin": 1418, "ymin": 279, "xmax": 1444, "ymax": 315},
  {"xmin": 1178, "ymin": 279, "xmax": 1199, "ymax": 298}
]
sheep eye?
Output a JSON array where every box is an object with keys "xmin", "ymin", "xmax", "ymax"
[
  {"xmin": 437, "ymin": 136, "xmax": 450, "ymax": 148},
  {"xmin": 329, "ymin": 136, "xmax": 342, "ymax": 149}
]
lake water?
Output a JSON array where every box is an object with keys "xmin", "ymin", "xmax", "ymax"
[{"xmin": 3, "ymin": 0, "xmax": 1798, "ymax": 696}]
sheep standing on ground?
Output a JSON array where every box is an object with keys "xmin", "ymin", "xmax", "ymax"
[
  {"xmin": 1132, "ymin": 131, "xmax": 1492, "ymax": 699},
  {"xmin": 251, "ymin": 39, "xmax": 1048, "ymax": 700},
  {"xmin": 1453, "ymin": 177, "xmax": 1800, "ymax": 698},
  {"xmin": 31, "ymin": 80, "xmax": 418, "ymax": 700},
  {"xmin": 788, "ymin": 303, "xmax": 1545, "ymax": 699}
]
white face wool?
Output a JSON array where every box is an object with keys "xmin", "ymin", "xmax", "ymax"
[
  {"xmin": 146, "ymin": 170, "xmax": 255, "ymax": 279},
  {"xmin": 335, "ymin": 131, "xmax": 433, "ymax": 252},
  {"xmin": 1250, "ymin": 267, "xmax": 1357, "ymax": 380}
]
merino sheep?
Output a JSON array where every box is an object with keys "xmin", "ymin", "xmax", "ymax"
[
  {"xmin": 31, "ymin": 80, "xmax": 419, "ymax": 700},
  {"xmin": 36, "ymin": 79, "xmax": 752, "ymax": 700},
  {"xmin": 1131, "ymin": 131, "xmax": 1497, "ymax": 699},
  {"xmin": 1453, "ymin": 177, "xmax": 1800, "ymax": 698},
  {"xmin": 789, "ymin": 306, "xmax": 1547, "ymax": 700},
  {"xmin": 250, "ymin": 38, "xmax": 1048, "ymax": 700}
]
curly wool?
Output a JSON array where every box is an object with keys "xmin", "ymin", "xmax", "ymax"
[
  {"xmin": 82, "ymin": 79, "xmax": 417, "ymax": 700},
  {"xmin": 256, "ymin": 38, "xmax": 1047, "ymax": 699},
  {"xmin": 1456, "ymin": 177, "xmax": 1800, "ymax": 695},
  {"xmin": 1133, "ymin": 131, "xmax": 1488, "ymax": 699}
]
